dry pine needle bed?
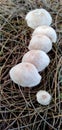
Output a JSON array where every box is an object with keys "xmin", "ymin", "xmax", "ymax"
[{"xmin": 0, "ymin": 0, "xmax": 62, "ymax": 130}]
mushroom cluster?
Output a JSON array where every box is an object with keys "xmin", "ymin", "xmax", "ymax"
[{"xmin": 9, "ymin": 8, "xmax": 57, "ymax": 105}]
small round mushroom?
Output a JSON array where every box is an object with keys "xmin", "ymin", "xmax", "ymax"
[
  {"xmin": 25, "ymin": 8, "xmax": 52, "ymax": 29},
  {"xmin": 28, "ymin": 35, "xmax": 52, "ymax": 53},
  {"xmin": 32, "ymin": 25, "xmax": 57, "ymax": 42},
  {"xmin": 22, "ymin": 50, "xmax": 50, "ymax": 72},
  {"xmin": 9, "ymin": 62, "xmax": 41, "ymax": 87},
  {"xmin": 36, "ymin": 90, "xmax": 52, "ymax": 105}
]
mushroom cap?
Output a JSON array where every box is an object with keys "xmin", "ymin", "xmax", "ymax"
[
  {"xmin": 22, "ymin": 50, "xmax": 50, "ymax": 72},
  {"xmin": 25, "ymin": 8, "xmax": 52, "ymax": 29},
  {"xmin": 28, "ymin": 35, "xmax": 52, "ymax": 53},
  {"xmin": 32, "ymin": 25, "xmax": 57, "ymax": 42},
  {"xmin": 36, "ymin": 90, "xmax": 52, "ymax": 105},
  {"xmin": 9, "ymin": 62, "xmax": 41, "ymax": 87}
]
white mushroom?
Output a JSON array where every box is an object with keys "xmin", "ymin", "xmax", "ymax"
[
  {"xmin": 28, "ymin": 35, "xmax": 52, "ymax": 53},
  {"xmin": 36, "ymin": 90, "xmax": 52, "ymax": 105},
  {"xmin": 25, "ymin": 8, "xmax": 52, "ymax": 29},
  {"xmin": 9, "ymin": 62, "xmax": 41, "ymax": 87},
  {"xmin": 22, "ymin": 50, "xmax": 50, "ymax": 72},
  {"xmin": 32, "ymin": 25, "xmax": 57, "ymax": 42}
]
